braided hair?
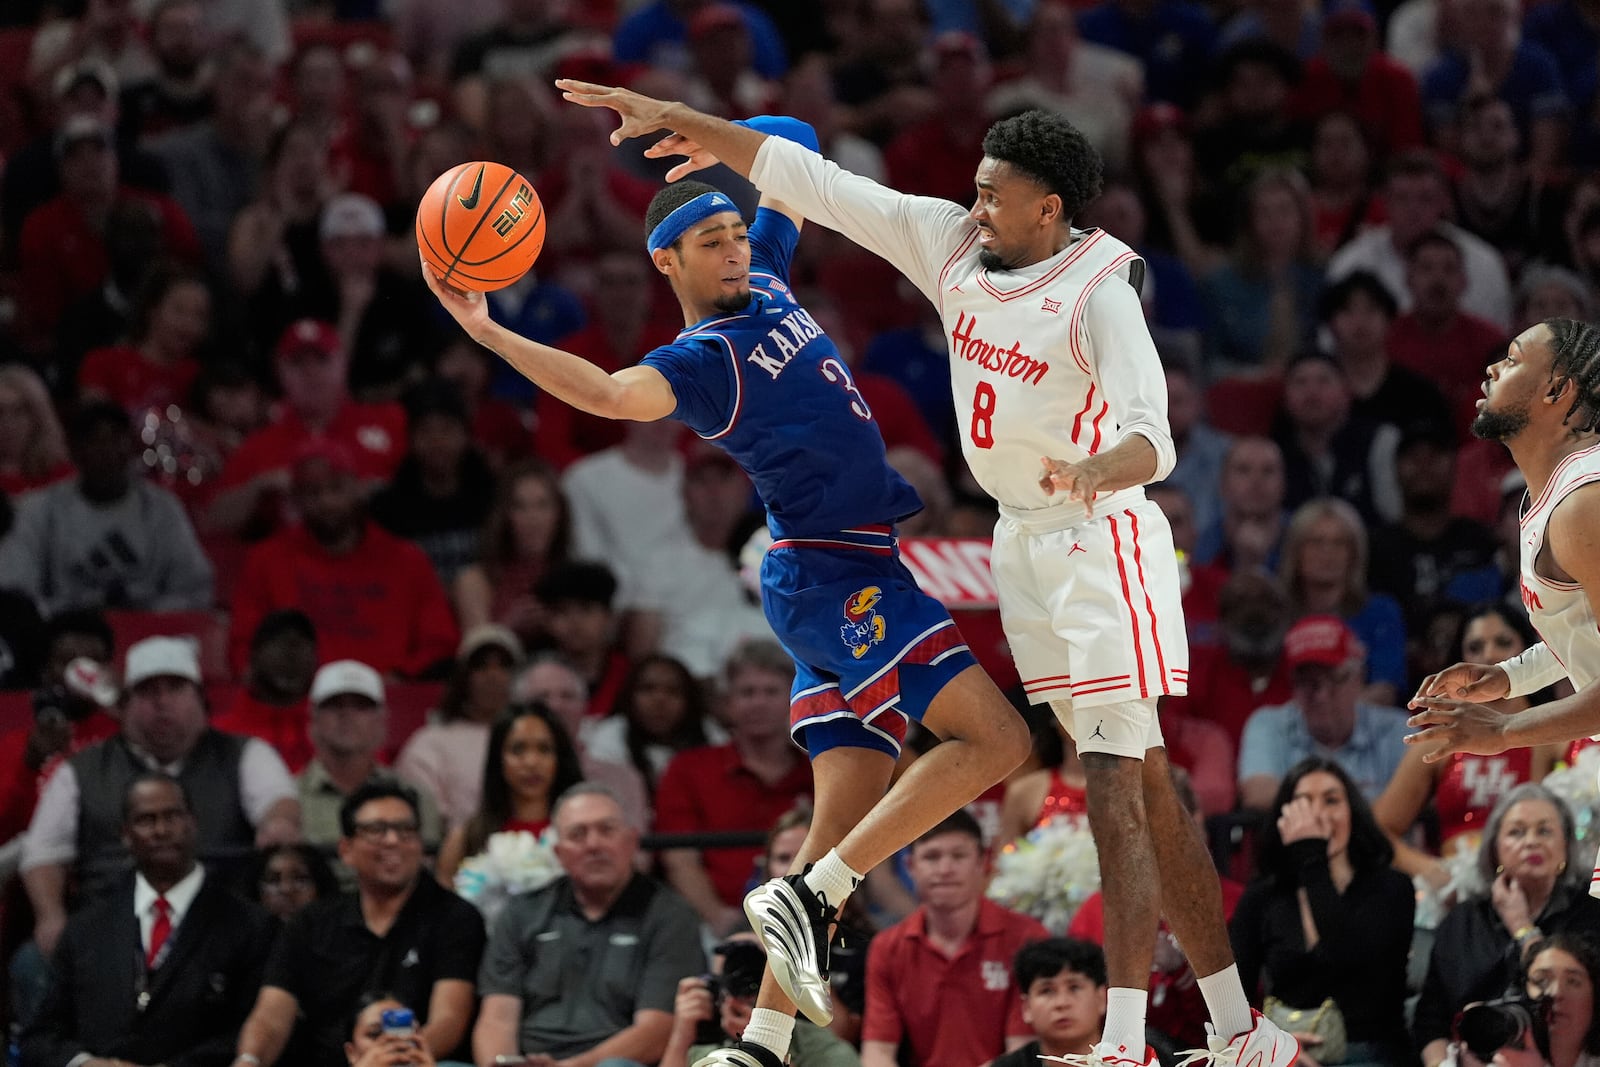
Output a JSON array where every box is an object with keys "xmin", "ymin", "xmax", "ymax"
[{"xmin": 1545, "ymin": 318, "xmax": 1600, "ymax": 432}]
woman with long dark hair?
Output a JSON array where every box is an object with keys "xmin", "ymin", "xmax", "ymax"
[
  {"xmin": 1231, "ymin": 757, "xmax": 1415, "ymax": 1067},
  {"xmin": 434, "ymin": 702, "xmax": 585, "ymax": 886},
  {"xmin": 452, "ymin": 460, "xmax": 572, "ymax": 647},
  {"xmin": 584, "ymin": 654, "xmax": 721, "ymax": 796}
]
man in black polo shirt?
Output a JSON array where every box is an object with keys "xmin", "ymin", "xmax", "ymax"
[
  {"xmin": 474, "ymin": 783, "xmax": 706, "ymax": 1067},
  {"xmin": 231, "ymin": 781, "xmax": 485, "ymax": 1067}
]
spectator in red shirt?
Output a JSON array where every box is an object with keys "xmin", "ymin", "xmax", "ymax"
[
  {"xmin": 16, "ymin": 115, "xmax": 199, "ymax": 359},
  {"xmin": 1164, "ymin": 570, "xmax": 1295, "ymax": 749},
  {"xmin": 533, "ymin": 252, "xmax": 680, "ymax": 468},
  {"xmin": 77, "ymin": 262, "xmax": 209, "ymax": 418},
  {"xmin": 862, "ymin": 809, "xmax": 1050, "ymax": 1067},
  {"xmin": 228, "ymin": 443, "xmax": 459, "ymax": 680},
  {"xmin": 654, "ymin": 640, "xmax": 814, "ymax": 934},
  {"xmin": 327, "ymin": 51, "xmax": 416, "ymax": 212},
  {"xmin": 452, "ymin": 460, "xmax": 573, "ymax": 650},
  {"xmin": 884, "ymin": 33, "xmax": 993, "ymax": 206},
  {"xmin": 0, "ymin": 365, "xmax": 73, "ymax": 497},
  {"xmin": 1385, "ymin": 230, "xmax": 1507, "ymax": 435},
  {"xmin": 213, "ymin": 609, "xmax": 320, "ymax": 773},
  {"xmin": 534, "ymin": 561, "xmax": 633, "ymax": 721},
  {"xmin": 0, "ymin": 610, "xmax": 119, "ymax": 846},
  {"xmin": 1288, "ymin": 0, "xmax": 1424, "ymax": 157},
  {"xmin": 1307, "ymin": 112, "xmax": 1386, "ymax": 260},
  {"xmin": 432, "ymin": 333, "xmax": 530, "ymax": 469},
  {"xmin": 206, "ymin": 319, "xmax": 407, "ymax": 540}
]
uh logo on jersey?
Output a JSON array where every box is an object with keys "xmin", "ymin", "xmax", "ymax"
[{"xmin": 841, "ymin": 586, "xmax": 887, "ymax": 660}]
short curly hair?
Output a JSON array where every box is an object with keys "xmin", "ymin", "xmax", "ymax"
[{"xmin": 981, "ymin": 110, "xmax": 1104, "ymax": 222}]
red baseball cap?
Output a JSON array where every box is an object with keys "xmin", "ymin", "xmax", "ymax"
[
  {"xmin": 1283, "ymin": 615, "xmax": 1364, "ymax": 670},
  {"xmin": 275, "ymin": 319, "xmax": 341, "ymax": 363}
]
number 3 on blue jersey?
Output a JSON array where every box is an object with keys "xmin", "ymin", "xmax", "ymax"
[{"xmin": 819, "ymin": 357, "xmax": 872, "ymax": 421}]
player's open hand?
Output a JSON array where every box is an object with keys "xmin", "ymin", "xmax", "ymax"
[
  {"xmin": 1404, "ymin": 697, "xmax": 1511, "ymax": 763},
  {"xmin": 556, "ymin": 79, "xmax": 676, "ymax": 145},
  {"xmin": 1409, "ymin": 661, "xmax": 1511, "ymax": 708},
  {"xmin": 644, "ymin": 132, "xmax": 722, "ymax": 182},
  {"xmin": 1040, "ymin": 455, "xmax": 1101, "ymax": 518},
  {"xmin": 418, "ymin": 251, "xmax": 490, "ymax": 337}
]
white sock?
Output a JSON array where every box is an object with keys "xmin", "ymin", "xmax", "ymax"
[
  {"xmin": 743, "ymin": 1007, "xmax": 795, "ymax": 1058},
  {"xmin": 1102, "ymin": 987, "xmax": 1148, "ymax": 1057},
  {"xmin": 1197, "ymin": 965, "xmax": 1254, "ymax": 1041},
  {"xmin": 801, "ymin": 850, "xmax": 863, "ymax": 911}
]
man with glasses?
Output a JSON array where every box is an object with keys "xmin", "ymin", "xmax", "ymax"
[
  {"xmin": 24, "ymin": 773, "xmax": 277, "ymax": 1066},
  {"xmin": 474, "ymin": 783, "xmax": 705, "ymax": 1067},
  {"xmin": 1237, "ymin": 616, "xmax": 1410, "ymax": 811},
  {"xmin": 232, "ymin": 782, "xmax": 485, "ymax": 1067},
  {"xmin": 297, "ymin": 659, "xmax": 442, "ymax": 889}
]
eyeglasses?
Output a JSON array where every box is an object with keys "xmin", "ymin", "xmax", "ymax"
[
  {"xmin": 260, "ymin": 873, "xmax": 315, "ymax": 893},
  {"xmin": 350, "ymin": 819, "xmax": 421, "ymax": 843}
]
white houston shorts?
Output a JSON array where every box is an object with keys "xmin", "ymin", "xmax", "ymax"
[{"xmin": 992, "ymin": 497, "xmax": 1189, "ymax": 758}]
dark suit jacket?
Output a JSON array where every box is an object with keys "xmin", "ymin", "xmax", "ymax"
[{"xmin": 22, "ymin": 869, "xmax": 276, "ymax": 1067}]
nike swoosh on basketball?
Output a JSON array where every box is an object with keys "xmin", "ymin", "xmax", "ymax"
[{"xmin": 457, "ymin": 165, "xmax": 486, "ymax": 209}]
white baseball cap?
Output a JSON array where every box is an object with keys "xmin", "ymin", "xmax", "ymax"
[
  {"xmin": 124, "ymin": 636, "xmax": 202, "ymax": 689},
  {"xmin": 310, "ymin": 660, "xmax": 385, "ymax": 706},
  {"xmin": 319, "ymin": 192, "xmax": 385, "ymax": 241}
]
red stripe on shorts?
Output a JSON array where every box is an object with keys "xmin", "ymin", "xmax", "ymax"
[{"xmin": 1108, "ymin": 515, "xmax": 1149, "ymax": 697}]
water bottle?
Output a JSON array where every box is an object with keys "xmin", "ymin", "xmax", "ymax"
[{"xmin": 380, "ymin": 1007, "xmax": 416, "ymax": 1039}]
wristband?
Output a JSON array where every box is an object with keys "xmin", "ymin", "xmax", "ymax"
[
  {"xmin": 1513, "ymin": 925, "xmax": 1537, "ymax": 942},
  {"xmin": 1499, "ymin": 644, "xmax": 1566, "ymax": 699},
  {"xmin": 733, "ymin": 115, "xmax": 821, "ymax": 153},
  {"xmin": 235, "ymin": 1055, "xmax": 262, "ymax": 1066}
]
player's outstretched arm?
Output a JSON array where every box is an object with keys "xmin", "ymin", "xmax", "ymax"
[
  {"xmin": 557, "ymin": 79, "xmax": 768, "ymax": 180},
  {"xmin": 420, "ymin": 254, "xmax": 676, "ymax": 423}
]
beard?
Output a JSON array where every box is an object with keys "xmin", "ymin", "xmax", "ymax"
[
  {"xmin": 977, "ymin": 249, "xmax": 1009, "ymax": 271},
  {"xmin": 1472, "ymin": 404, "xmax": 1531, "ymax": 441},
  {"xmin": 713, "ymin": 287, "xmax": 751, "ymax": 313}
]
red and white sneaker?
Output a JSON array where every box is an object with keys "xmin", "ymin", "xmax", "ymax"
[
  {"xmin": 1042, "ymin": 1042, "xmax": 1160, "ymax": 1067},
  {"xmin": 1179, "ymin": 1010, "xmax": 1301, "ymax": 1067}
]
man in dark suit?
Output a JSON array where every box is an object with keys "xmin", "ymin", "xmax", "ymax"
[{"xmin": 22, "ymin": 772, "xmax": 276, "ymax": 1067}]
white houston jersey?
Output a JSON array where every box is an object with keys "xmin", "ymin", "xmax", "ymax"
[
  {"xmin": 748, "ymin": 137, "xmax": 1176, "ymax": 530},
  {"xmin": 938, "ymin": 226, "xmax": 1162, "ymax": 519},
  {"xmin": 1519, "ymin": 442, "xmax": 1600, "ymax": 691}
]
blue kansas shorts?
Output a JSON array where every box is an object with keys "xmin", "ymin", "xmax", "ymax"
[{"xmin": 761, "ymin": 525, "xmax": 978, "ymax": 759}]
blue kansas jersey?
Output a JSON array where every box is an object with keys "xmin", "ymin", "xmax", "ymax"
[{"xmin": 641, "ymin": 208, "xmax": 923, "ymax": 540}]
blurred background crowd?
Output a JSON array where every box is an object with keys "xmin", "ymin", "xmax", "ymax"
[{"xmin": 0, "ymin": 0, "xmax": 1597, "ymax": 1064}]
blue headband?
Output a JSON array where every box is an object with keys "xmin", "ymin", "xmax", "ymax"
[{"xmin": 646, "ymin": 191, "xmax": 740, "ymax": 253}]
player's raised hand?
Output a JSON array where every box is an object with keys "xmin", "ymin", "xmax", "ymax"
[
  {"xmin": 1040, "ymin": 456, "xmax": 1101, "ymax": 518},
  {"xmin": 1409, "ymin": 661, "xmax": 1511, "ymax": 708},
  {"xmin": 418, "ymin": 251, "xmax": 490, "ymax": 337},
  {"xmin": 645, "ymin": 132, "xmax": 722, "ymax": 182},
  {"xmin": 1404, "ymin": 697, "xmax": 1512, "ymax": 763},
  {"xmin": 556, "ymin": 79, "xmax": 676, "ymax": 145}
]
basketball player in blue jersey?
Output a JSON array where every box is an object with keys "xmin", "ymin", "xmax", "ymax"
[{"xmin": 420, "ymin": 118, "xmax": 1030, "ymax": 1067}]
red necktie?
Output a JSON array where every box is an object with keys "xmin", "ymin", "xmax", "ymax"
[{"xmin": 147, "ymin": 896, "xmax": 171, "ymax": 969}]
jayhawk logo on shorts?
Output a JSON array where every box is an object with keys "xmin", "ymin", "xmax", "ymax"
[{"xmin": 841, "ymin": 586, "xmax": 887, "ymax": 659}]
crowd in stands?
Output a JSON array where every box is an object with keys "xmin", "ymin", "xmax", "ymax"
[{"xmin": 0, "ymin": 0, "xmax": 1597, "ymax": 1064}]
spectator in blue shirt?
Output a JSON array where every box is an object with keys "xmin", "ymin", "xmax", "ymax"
[
  {"xmin": 1420, "ymin": 0, "xmax": 1568, "ymax": 174},
  {"xmin": 612, "ymin": 0, "xmax": 788, "ymax": 80},
  {"xmin": 1237, "ymin": 615, "xmax": 1409, "ymax": 812},
  {"xmin": 1077, "ymin": 0, "xmax": 1219, "ymax": 107}
]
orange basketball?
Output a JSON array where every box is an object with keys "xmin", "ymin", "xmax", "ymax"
[{"xmin": 416, "ymin": 161, "xmax": 546, "ymax": 292}]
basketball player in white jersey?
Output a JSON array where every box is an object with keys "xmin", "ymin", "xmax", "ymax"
[
  {"xmin": 1407, "ymin": 319, "xmax": 1600, "ymax": 824},
  {"xmin": 558, "ymin": 80, "xmax": 1300, "ymax": 1067}
]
